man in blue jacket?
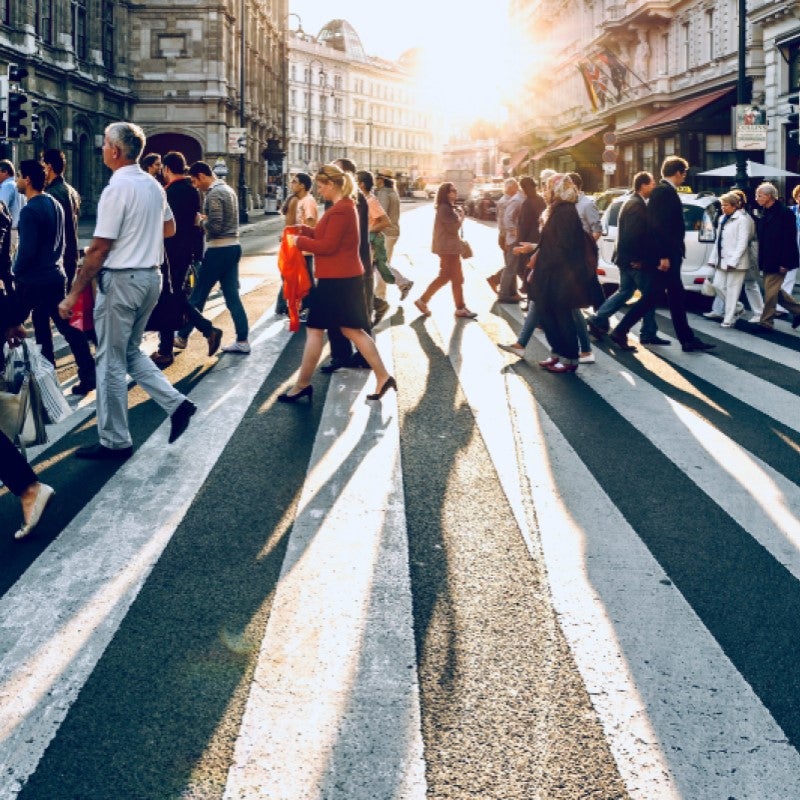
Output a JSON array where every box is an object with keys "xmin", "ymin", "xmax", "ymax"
[{"xmin": 12, "ymin": 159, "xmax": 95, "ymax": 394}]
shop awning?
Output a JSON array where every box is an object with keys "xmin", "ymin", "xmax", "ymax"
[
  {"xmin": 620, "ymin": 86, "xmax": 734, "ymax": 135},
  {"xmin": 548, "ymin": 124, "xmax": 608, "ymax": 153},
  {"xmin": 530, "ymin": 139, "xmax": 568, "ymax": 161},
  {"xmin": 507, "ymin": 147, "xmax": 530, "ymax": 173}
]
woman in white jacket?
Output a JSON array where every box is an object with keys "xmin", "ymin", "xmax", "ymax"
[{"xmin": 708, "ymin": 192, "xmax": 752, "ymax": 327}]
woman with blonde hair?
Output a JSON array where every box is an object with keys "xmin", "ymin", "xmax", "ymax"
[
  {"xmin": 707, "ymin": 191, "xmax": 752, "ymax": 327},
  {"xmin": 414, "ymin": 182, "xmax": 478, "ymax": 319},
  {"xmin": 280, "ymin": 163, "xmax": 395, "ymax": 402}
]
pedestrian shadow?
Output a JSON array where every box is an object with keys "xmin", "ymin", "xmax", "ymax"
[{"xmin": 12, "ymin": 332, "xmax": 327, "ymax": 798}]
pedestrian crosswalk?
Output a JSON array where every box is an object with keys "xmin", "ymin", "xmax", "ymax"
[{"xmin": 4, "ymin": 222, "xmax": 800, "ymax": 797}]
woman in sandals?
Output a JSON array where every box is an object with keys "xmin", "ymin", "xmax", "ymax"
[{"xmin": 414, "ymin": 182, "xmax": 477, "ymax": 319}]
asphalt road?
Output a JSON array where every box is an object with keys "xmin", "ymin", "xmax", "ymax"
[{"xmin": 3, "ymin": 202, "xmax": 800, "ymax": 798}]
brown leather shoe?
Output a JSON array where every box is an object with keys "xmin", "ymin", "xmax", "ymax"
[
  {"xmin": 486, "ymin": 274, "xmax": 501, "ymax": 294},
  {"xmin": 151, "ymin": 353, "xmax": 174, "ymax": 368}
]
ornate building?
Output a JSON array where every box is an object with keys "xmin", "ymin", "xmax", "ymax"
[
  {"xmin": 507, "ymin": 0, "xmax": 800, "ymax": 194},
  {"xmin": 0, "ymin": 0, "xmax": 287, "ymax": 212},
  {"xmin": 286, "ymin": 19, "xmax": 442, "ymax": 193}
]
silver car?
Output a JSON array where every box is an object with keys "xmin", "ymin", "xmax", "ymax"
[{"xmin": 597, "ymin": 192, "xmax": 722, "ymax": 294}]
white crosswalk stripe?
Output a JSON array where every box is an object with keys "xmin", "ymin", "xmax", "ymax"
[{"xmin": 5, "ymin": 244, "xmax": 800, "ymax": 796}]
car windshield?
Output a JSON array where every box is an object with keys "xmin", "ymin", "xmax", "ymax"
[{"xmin": 606, "ymin": 201, "xmax": 623, "ymax": 227}]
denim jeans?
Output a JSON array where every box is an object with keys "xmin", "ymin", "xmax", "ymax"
[
  {"xmin": 178, "ymin": 244, "xmax": 248, "ymax": 341},
  {"xmin": 593, "ymin": 268, "xmax": 657, "ymax": 339}
]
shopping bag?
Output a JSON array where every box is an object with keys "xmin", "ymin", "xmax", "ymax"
[
  {"xmin": 16, "ymin": 341, "xmax": 71, "ymax": 425},
  {"xmin": 69, "ymin": 284, "xmax": 94, "ymax": 332},
  {"xmin": 0, "ymin": 376, "xmax": 46, "ymax": 447}
]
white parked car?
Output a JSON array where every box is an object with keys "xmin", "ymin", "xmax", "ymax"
[{"xmin": 597, "ymin": 191, "xmax": 722, "ymax": 294}]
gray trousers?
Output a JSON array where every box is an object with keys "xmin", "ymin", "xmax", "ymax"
[{"xmin": 94, "ymin": 268, "xmax": 185, "ymax": 449}]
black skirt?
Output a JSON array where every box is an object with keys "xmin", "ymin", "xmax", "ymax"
[{"xmin": 305, "ymin": 275, "xmax": 370, "ymax": 330}]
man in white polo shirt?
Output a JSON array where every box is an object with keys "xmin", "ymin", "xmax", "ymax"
[{"xmin": 59, "ymin": 121, "xmax": 195, "ymax": 460}]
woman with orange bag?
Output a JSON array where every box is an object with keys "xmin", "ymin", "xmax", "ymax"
[{"xmin": 278, "ymin": 163, "xmax": 395, "ymax": 403}]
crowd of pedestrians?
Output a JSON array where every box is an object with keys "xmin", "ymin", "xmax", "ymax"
[
  {"xmin": 4, "ymin": 136, "xmax": 800, "ymax": 540},
  {"xmin": 0, "ymin": 120, "xmax": 260, "ymax": 538},
  {"xmin": 499, "ymin": 155, "xmax": 800, "ymax": 369}
]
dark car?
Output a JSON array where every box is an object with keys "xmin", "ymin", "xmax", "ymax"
[{"xmin": 466, "ymin": 185, "xmax": 504, "ymax": 220}]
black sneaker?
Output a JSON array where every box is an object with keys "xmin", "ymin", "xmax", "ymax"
[{"xmin": 639, "ymin": 335, "xmax": 671, "ymax": 346}]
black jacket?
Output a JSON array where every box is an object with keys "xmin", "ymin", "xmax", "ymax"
[
  {"xmin": 648, "ymin": 179, "xmax": 685, "ymax": 264},
  {"xmin": 531, "ymin": 201, "xmax": 593, "ymax": 311},
  {"xmin": 756, "ymin": 200, "xmax": 799, "ymax": 274},
  {"xmin": 45, "ymin": 176, "xmax": 80, "ymax": 280},
  {"xmin": 616, "ymin": 193, "xmax": 651, "ymax": 270},
  {"xmin": 165, "ymin": 177, "xmax": 204, "ymax": 276},
  {"xmin": 518, "ymin": 193, "xmax": 546, "ymax": 244}
]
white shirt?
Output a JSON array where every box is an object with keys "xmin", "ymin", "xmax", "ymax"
[{"xmin": 94, "ymin": 164, "xmax": 174, "ymax": 269}]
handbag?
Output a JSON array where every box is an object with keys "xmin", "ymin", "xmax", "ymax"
[
  {"xmin": 0, "ymin": 380, "xmax": 41, "ymax": 447},
  {"xmin": 69, "ymin": 282, "xmax": 94, "ymax": 332},
  {"xmin": 459, "ymin": 225, "xmax": 473, "ymax": 259},
  {"xmin": 701, "ymin": 275, "xmax": 716, "ymax": 297}
]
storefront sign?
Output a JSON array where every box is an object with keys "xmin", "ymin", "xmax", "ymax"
[{"xmin": 734, "ymin": 105, "xmax": 767, "ymax": 151}]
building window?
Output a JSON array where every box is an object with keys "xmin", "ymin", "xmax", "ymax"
[
  {"xmin": 660, "ymin": 33, "xmax": 669, "ymax": 74},
  {"xmin": 36, "ymin": 0, "xmax": 53, "ymax": 43},
  {"xmin": 334, "ymin": 97, "xmax": 343, "ymax": 115},
  {"xmin": 334, "ymin": 75, "xmax": 342, "ymax": 90},
  {"xmin": 72, "ymin": 0, "xmax": 87, "ymax": 60},
  {"xmin": 0, "ymin": 0, "xmax": 9, "ymax": 25},
  {"xmin": 102, "ymin": 1, "xmax": 114, "ymax": 69},
  {"xmin": 680, "ymin": 22, "xmax": 690, "ymax": 71},
  {"xmin": 290, "ymin": 64, "xmax": 296, "ymax": 81},
  {"xmin": 789, "ymin": 42, "xmax": 800, "ymax": 92},
  {"xmin": 705, "ymin": 10, "xmax": 714, "ymax": 60}
]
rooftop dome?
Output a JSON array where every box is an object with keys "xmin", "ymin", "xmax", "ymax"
[{"xmin": 317, "ymin": 19, "xmax": 367, "ymax": 61}]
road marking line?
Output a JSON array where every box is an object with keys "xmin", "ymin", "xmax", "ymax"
[
  {"xmin": 223, "ymin": 332, "xmax": 427, "ymax": 800},
  {"xmin": 0, "ymin": 311, "xmax": 291, "ymax": 797},
  {"xmin": 432, "ymin": 303, "xmax": 800, "ymax": 798}
]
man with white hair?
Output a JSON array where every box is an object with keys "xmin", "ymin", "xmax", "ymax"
[
  {"xmin": 59, "ymin": 121, "xmax": 196, "ymax": 459},
  {"xmin": 753, "ymin": 181, "xmax": 800, "ymax": 330}
]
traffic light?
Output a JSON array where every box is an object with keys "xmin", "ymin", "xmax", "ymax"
[{"xmin": 7, "ymin": 90, "xmax": 28, "ymax": 139}]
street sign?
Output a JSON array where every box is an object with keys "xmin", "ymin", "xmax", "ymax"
[
  {"xmin": 228, "ymin": 127, "xmax": 246, "ymax": 154},
  {"xmin": 734, "ymin": 105, "xmax": 767, "ymax": 151},
  {"xmin": 602, "ymin": 131, "xmax": 617, "ymax": 146},
  {"xmin": 602, "ymin": 163, "xmax": 617, "ymax": 174},
  {"xmin": 601, "ymin": 149, "xmax": 616, "ymax": 163}
]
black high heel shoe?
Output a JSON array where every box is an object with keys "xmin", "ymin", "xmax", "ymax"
[
  {"xmin": 367, "ymin": 376, "xmax": 397, "ymax": 401},
  {"xmin": 277, "ymin": 385, "xmax": 313, "ymax": 403}
]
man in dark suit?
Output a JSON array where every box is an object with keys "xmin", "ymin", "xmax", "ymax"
[
  {"xmin": 588, "ymin": 171, "xmax": 668, "ymax": 345},
  {"xmin": 610, "ymin": 156, "xmax": 714, "ymax": 353},
  {"xmin": 753, "ymin": 182, "xmax": 800, "ymax": 331}
]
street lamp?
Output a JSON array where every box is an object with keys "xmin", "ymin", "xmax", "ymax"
[
  {"xmin": 283, "ymin": 13, "xmax": 305, "ymax": 199},
  {"xmin": 319, "ymin": 81, "xmax": 334, "ymax": 164},
  {"xmin": 305, "ymin": 60, "xmax": 324, "ymax": 170},
  {"xmin": 734, "ymin": 0, "xmax": 748, "ymax": 190},
  {"xmin": 237, "ymin": 0, "xmax": 248, "ymax": 224}
]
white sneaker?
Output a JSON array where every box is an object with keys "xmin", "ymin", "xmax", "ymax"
[
  {"xmin": 702, "ymin": 311, "xmax": 723, "ymax": 320},
  {"xmin": 721, "ymin": 321, "xmax": 733, "ymax": 328},
  {"xmin": 222, "ymin": 341, "xmax": 251, "ymax": 354},
  {"xmin": 734, "ymin": 302, "xmax": 745, "ymax": 317},
  {"xmin": 579, "ymin": 352, "xmax": 596, "ymax": 364}
]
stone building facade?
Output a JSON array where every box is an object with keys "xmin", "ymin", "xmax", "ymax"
[
  {"xmin": 0, "ymin": 0, "xmax": 286, "ymax": 213},
  {"xmin": 286, "ymin": 19, "xmax": 442, "ymax": 193},
  {"xmin": 507, "ymin": 0, "xmax": 800, "ymax": 195}
]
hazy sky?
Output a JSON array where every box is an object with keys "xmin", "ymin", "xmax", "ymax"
[
  {"xmin": 288, "ymin": 2, "xmax": 519, "ymax": 123},
  {"xmin": 289, "ymin": 2, "xmax": 509, "ymax": 64}
]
